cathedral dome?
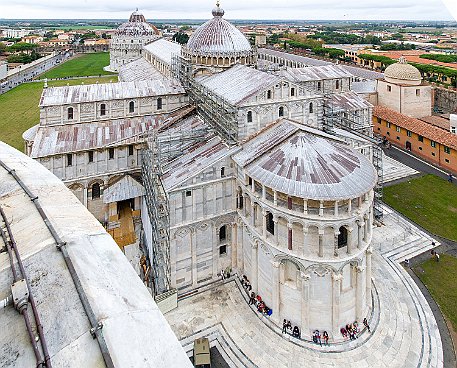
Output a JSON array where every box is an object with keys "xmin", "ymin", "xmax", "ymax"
[
  {"xmin": 185, "ymin": 2, "xmax": 252, "ymax": 57},
  {"xmin": 115, "ymin": 9, "xmax": 160, "ymax": 37},
  {"xmin": 384, "ymin": 57, "xmax": 422, "ymax": 86}
]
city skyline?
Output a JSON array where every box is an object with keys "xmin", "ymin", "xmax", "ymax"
[{"xmin": 1, "ymin": 0, "xmax": 456, "ymax": 21}]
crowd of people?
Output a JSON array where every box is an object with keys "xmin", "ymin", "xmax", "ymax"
[
  {"xmin": 241, "ymin": 275, "xmax": 272, "ymax": 316},
  {"xmin": 282, "ymin": 320, "xmax": 301, "ymax": 339},
  {"xmin": 312, "ymin": 330, "xmax": 329, "ymax": 346}
]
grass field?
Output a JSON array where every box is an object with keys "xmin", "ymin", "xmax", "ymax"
[
  {"xmin": 384, "ymin": 175, "xmax": 457, "ymax": 241},
  {"xmin": 40, "ymin": 52, "xmax": 116, "ymax": 79},
  {"xmin": 414, "ymin": 254, "xmax": 457, "ymax": 331},
  {"xmin": 0, "ymin": 76, "xmax": 117, "ymax": 151}
]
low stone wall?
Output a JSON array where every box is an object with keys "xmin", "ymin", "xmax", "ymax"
[{"xmin": 433, "ymin": 86, "xmax": 457, "ymax": 114}]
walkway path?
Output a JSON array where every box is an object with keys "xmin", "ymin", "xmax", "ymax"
[{"xmin": 165, "ymin": 208, "xmax": 443, "ymax": 367}]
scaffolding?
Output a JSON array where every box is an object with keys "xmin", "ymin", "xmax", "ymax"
[
  {"xmin": 171, "ymin": 55, "xmax": 239, "ymax": 145},
  {"xmin": 323, "ymin": 93, "xmax": 384, "ymax": 220},
  {"xmin": 141, "ymin": 130, "xmax": 171, "ymax": 297}
]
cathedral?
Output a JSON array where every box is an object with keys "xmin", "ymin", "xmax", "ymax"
[{"xmin": 23, "ymin": 3, "xmax": 380, "ymax": 341}]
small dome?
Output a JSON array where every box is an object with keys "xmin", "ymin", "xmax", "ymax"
[
  {"xmin": 115, "ymin": 9, "xmax": 160, "ymax": 37},
  {"xmin": 384, "ymin": 57, "xmax": 422, "ymax": 85},
  {"xmin": 185, "ymin": 2, "xmax": 252, "ymax": 57}
]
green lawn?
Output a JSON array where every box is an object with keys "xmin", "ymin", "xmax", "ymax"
[
  {"xmin": 0, "ymin": 76, "xmax": 117, "ymax": 151},
  {"xmin": 40, "ymin": 52, "xmax": 116, "ymax": 79},
  {"xmin": 414, "ymin": 254, "xmax": 457, "ymax": 331},
  {"xmin": 384, "ymin": 174, "xmax": 457, "ymax": 241}
]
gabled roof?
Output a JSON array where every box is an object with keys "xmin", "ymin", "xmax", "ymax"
[
  {"xmin": 327, "ymin": 91, "xmax": 373, "ymax": 112},
  {"xmin": 162, "ymin": 136, "xmax": 237, "ymax": 191},
  {"xmin": 118, "ymin": 57, "xmax": 169, "ymax": 82},
  {"xmin": 234, "ymin": 119, "xmax": 377, "ymax": 201},
  {"xmin": 144, "ymin": 38, "xmax": 182, "ymax": 65},
  {"xmin": 374, "ymin": 105, "xmax": 457, "ymax": 150},
  {"xmin": 278, "ymin": 65, "xmax": 353, "ymax": 83},
  {"xmin": 40, "ymin": 78, "xmax": 184, "ymax": 107},
  {"xmin": 259, "ymin": 48, "xmax": 331, "ymax": 67},
  {"xmin": 196, "ymin": 64, "xmax": 281, "ymax": 106},
  {"xmin": 103, "ymin": 175, "xmax": 145, "ymax": 203}
]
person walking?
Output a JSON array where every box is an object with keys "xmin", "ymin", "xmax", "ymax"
[
  {"xmin": 448, "ymin": 173, "xmax": 453, "ymax": 183},
  {"xmin": 435, "ymin": 253, "xmax": 440, "ymax": 262}
]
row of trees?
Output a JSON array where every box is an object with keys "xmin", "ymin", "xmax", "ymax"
[
  {"xmin": 0, "ymin": 42, "xmax": 42, "ymax": 64},
  {"xmin": 358, "ymin": 53, "xmax": 457, "ymax": 87},
  {"xmin": 420, "ymin": 54, "xmax": 457, "ymax": 64},
  {"xmin": 308, "ymin": 31, "xmax": 382, "ymax": 45}
]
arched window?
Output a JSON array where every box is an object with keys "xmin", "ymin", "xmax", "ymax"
[
  {"xmin": 279, "ymin": 106, "xmax": 284, "ymax": 117},
  {"xmin": 317, "ymin": 81, "xmax": 322, "ymax": 91},
  {"xmin": 237, "ymin": 191, "xmax": 243, "ymax": 210},
  {"xmin": 157, "ymin": 97, "xmax": 163, "ymax": 110},
  {"xmin": 67, "ymin": 107, "xmax": 74, "ymax": 120},
  {"xmin": 309, "ymin": 102, "xmax": 314, "ymax": 114},
  {"xmin": 336, "ymin": 80, "xmax": 340, "ymax": 90},
  {"xmin": 129, "ymin": 101, "xmax": 135, "ymax": 113},
  {"xmin": 338, "ymin": 226, "xmax": 348, "ymax": 248},
  {"xmin": 267, "ymin": 90, "xmax": 272, "ymax": 99},
  {"xmin": 220, "ymin": 167, "xmax": 225, "ymax": 177},
  {"xmin": 100, "ymin": 103, "xmax": 106, "ymax": 116},
  {"xmin": 291, "ymin": 87, "xmax": 295, "ymax": 97},
  {"xmin": 247, "ymin": 111, "xmax": 253, "ymax": 123},
  {"xmin": 92, "ymin": 183, "xmax": 101, "ymax": 200},
  {"xmin": 125, "ymin": 50, "xmax": 128, "ymax": 55},
  {"xmin": 266, "ymin": 212, "xmax": 274, "ymax": 235},
  {"xmin": 219, "ymin": 225, "xmax": 227, "ymax": 243}
]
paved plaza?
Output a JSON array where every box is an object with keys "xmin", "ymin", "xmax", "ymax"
[{"xmin": 165, "ymin": 207, "xmax": 443, "ymax": 368}]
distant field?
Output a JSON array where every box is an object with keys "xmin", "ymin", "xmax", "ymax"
[
  {"xmin": 0, "ymin": 76, "xmax": 116, "ymax": 151},
  {"xmin": 384, "ymin": 175, "xmax": 457, "ymax": 241},
  {"xmin": 40, "ymin": 52, "xmax": 116, "ymax": 79},
  {"xmin": 414, "ymin": 254, "xmax": 457, "ymax": 332}
]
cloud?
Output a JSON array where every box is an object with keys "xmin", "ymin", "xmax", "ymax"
[{"xmin": 0, "ymin": 0, "xmax": 454, "ymax": 20}]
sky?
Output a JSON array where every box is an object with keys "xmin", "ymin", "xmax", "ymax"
[{"xmin": 0, "ymin": 0, "xmax": 456, "ymax": 21}]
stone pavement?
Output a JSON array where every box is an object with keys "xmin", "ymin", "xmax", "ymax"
[
  {"xmin": 383, "ymin": 155, "xmax": 418, "ymax": 183},
  {"xmin": 165, "ymin": 207, "xmax": 443, "ymax": 368}
]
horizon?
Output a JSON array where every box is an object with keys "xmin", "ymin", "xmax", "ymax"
[{"xmin": 1, "ymin": 0, "xmax": 456, "ymax": 22}]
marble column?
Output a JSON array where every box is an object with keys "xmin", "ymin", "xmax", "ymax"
[
  {"xmin": 251, "ymin": 202, "xmax": 255, "ymax": 227},
  {"xmin": 273, "ymin": 191, "xmax": 278, "ymax": 206},
  {"xmin": 231, "ymin": 223, "xmax": 237, "ymax": 269},
  {"xmin": 262, "ymin": 209, "xmax": 267, "ymax": 238},
  {"xmin": 251, "ymin": 242, "xmax": 258, "ymax": 292},
  {"xmin": 334, "ymin": 232, "xmax": 339, "ymax": 257},
  {"xmin": 319, "ymin": 201, "xmax": 324, "ymax": 217},
  {"xmin": 347, "ymin": 227, "xmax": 354, "ymax": 254},
  {"xmin": 271, "ymin": 261, "xmax": 281, "ymax": 324},
  {"xmin": 348, "ymin": 199, "xmax": 352, "ymax": 214},
  {"xmin": 243, "ymin": 196, "xmax": 248, "ymax": 217},
  {"xmin": 262, "ymin": 185, "xmax": 266, "ymax": 200},
  {"xmin": 238, "ymin": 224, "xmax": 244, "ymax": 272},
  {"xmin": 274, "ymin": 216, "xmax": 279, "ymax": 245},
  {"xmin": 303, "ymin": 199, "xmax": 308, "ymax": 215},
  {"xmin": 300, "ymin": 272, "xmax": 311, "ymax": 337},
  {"xmin": 355, "ymin": 265, "xmax": 365, "ymax": 321},
  {"xmin": 191, "ymin": 228, "xmax": 198, "ymax": 287},
  {"xmin": 366, "ymin": 247, "xmax": 373, "ymax": 308},
  {"xmin": 213, "ymin": 225, "xmax": 219, "ymax": 278},
  {"xmin": 364, "ymin": 215, "xmax": 369, "ymax": 242},
  {"xmin": 318, "ymin": 230, "xmax": 324, "ymax": 257},
  {"xmin": 334, "ymin": 200, "xmax": 339, "ymax": 216},
  {"xmin": 302, "ymin": 226, "xmax": 308, "ymax": 256},
  {"xmin": 357, "ymin": 221, "xmax": 364, "ymax": 249},
  {"xmin": 332, "ymin": 272, "xmax": 343, "ymax": 337}
]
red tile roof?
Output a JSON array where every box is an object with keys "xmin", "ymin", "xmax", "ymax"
[{"xmin": 373, "ymin": 105, "xmax": 457, "ymax": 150}]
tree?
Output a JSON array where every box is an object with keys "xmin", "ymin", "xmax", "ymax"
[
  {"xmin": 0, "ymin": 42, "xmax": 7, "ymax": 55},
  {"xmin": 8, "ymin": 42, "xmax": 38, "ymax": 54},
  {"xmin": 172, "ymin": 32, "xmax": 189, "ymax": 45}
]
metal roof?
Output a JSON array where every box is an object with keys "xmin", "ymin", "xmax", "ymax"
[
  {"xmin": 162, "ymin": 136, "xmax": 236, "ymax": 191},
  {"xmin": 351, "ymin": 80, "xmax": 377, "ymax": 94},
  {"xmin": 278, "ymin": 65, "xmax": 353, "ymax": 82},
  {"xmin": 103, "ymin": 175, "xmax": 145, "ymax": 203},
  {"xmin": 30, "ymin": 114, "xmax": 166, "ymax": 158},
  {"xmin": 40, "ymin": 79, "xmax": 184, "ymax": 107},
  {"xmin": 259, "ymin": 48, "xmax": 331, "ymax": 67},
  {"xmin": 118, "ymin": 57, "xmax": 169, "ymax": 82},
  {"xmin": 235, "ymin": 120, "xmax": 377, "ymax": 200},
  {"xmin": 327, "ymin": 91, "xmax": 373, "ymax": 113},
  {"xmin": 197, "ymin": 64, "xmax": 281, "ymax": 106},
  {"xmin": 143, "ymin": 38, "xmax": 182, "ymax": 65},
  {"xmin": 340, "ymin": 65, "xmax": 384, "ymax": 81},
  {"xmin": 185, "ymin": 8, "xmax": 252, "ymax": 57}
]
